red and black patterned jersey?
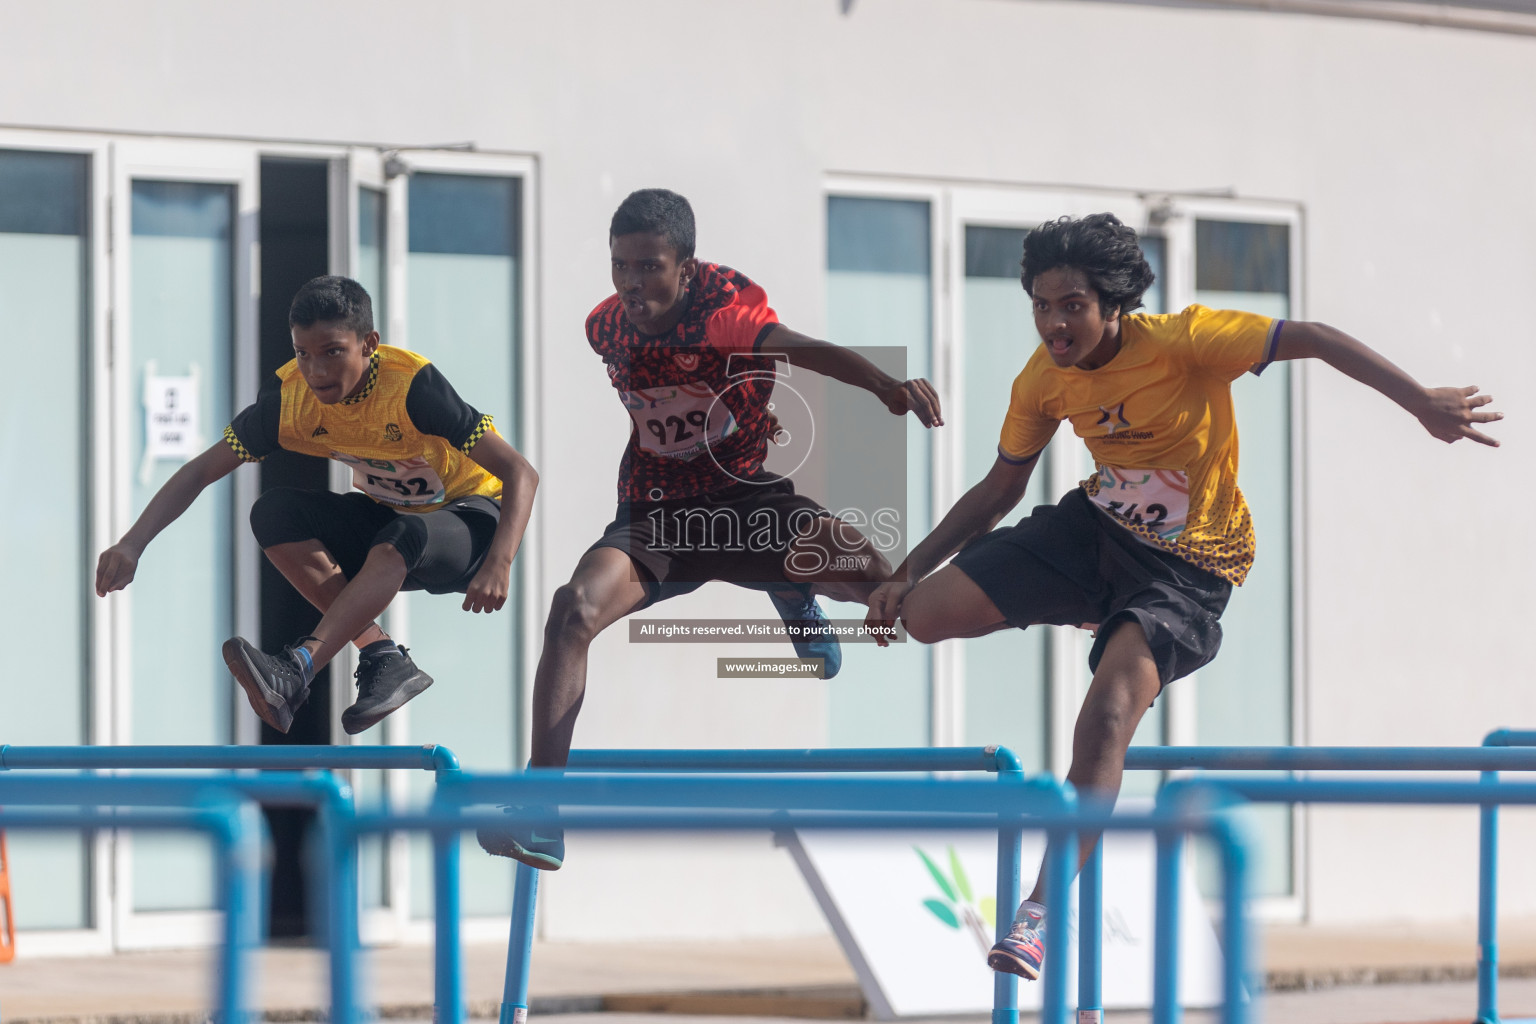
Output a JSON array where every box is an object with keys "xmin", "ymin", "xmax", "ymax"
[{"xmin": 587, "ymin": 263, "xmax": 781, "ymax": 503}]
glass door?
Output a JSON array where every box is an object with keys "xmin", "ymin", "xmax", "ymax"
[
  {"xmin": 109, "ymin": 139, "xmax": 258, "ymax": 949},
  {"xmin": 327, "ymin": 147, "xmax": 415, "ymax": 938},
  {"xmin": 0, "ymin": 131, "xmax": 112, "ymax": 955},
  {"xmin": 393, "ymin": 150, "xmax": 534, "ymax": 934},
  {"xmin": 1161, "ymin": 199, "xmax": 1303, "ymax": 906},
  {"xmin": 944, "ymin": 188, "xmax": 1160, "ymax": 780}
]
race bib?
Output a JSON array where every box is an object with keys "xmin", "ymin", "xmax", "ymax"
[
  {"xmin": 1090, "ymin": 466, "xmax": 1189, "ymax": 541},
  {"xmin": 331, "ymin": 452, "xmax": 447, "ymax": 507},
  {"xmin": 621, "ymin": 382, "xmax": 739, "ymax": 461}
]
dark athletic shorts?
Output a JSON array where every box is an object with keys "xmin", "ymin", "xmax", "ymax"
[
  {"xmin": 589, "ymin": 473, "xmax": 830, "ymax": 606},
  {"xmin": 949, "ymin": 488, "xmax": 1232, "ymax": 690},
  {"xmin": 248, "ymin": 487, "xmax": 501, "ymax": 596}
]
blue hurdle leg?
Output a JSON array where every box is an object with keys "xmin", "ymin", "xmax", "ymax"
[
  {"xmin": 433, "ymin": 832, "xmax": 464, "ymax": 1024},
  {"xmin": 1041, "ymin": 828, "xmax": 1075, "ymax": 1024},
  {"xmin": 1078, "ymin": 837, "xmax": 1104, "ymax": 1024},
  {"xmin": 1478, "ymin": 769, "xmax": 1500, "ymax": 1024},
  {"xmin": 501, "ymin": 861, "xmax": 541, "ymax": 1024},
  {"xmin": 993, "ymin": 819, "xmax": 1022, "ymax": 1024},
  {"xmin": 1152, "ymin": 828, "xmax": 1184, "ymax": 1024}
]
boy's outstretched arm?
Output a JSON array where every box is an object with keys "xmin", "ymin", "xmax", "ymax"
[
  {"xmin": 865, "ymin": 452, "xmax": 1037, "ymax": 642},
  {"xmin": 1274, "ymin": 321, "xmax": 1502, "ymax": 446},
  {"xmin": 462, "ymin": 431, "xmax": 539, "ymax": 614},
  {"xmin": 95, "ymin": 441, "xmax": 244, "ymax": 596},
  {"xmin": 758, "ymin": 325, "xmax": 944, "ymax": 427}
]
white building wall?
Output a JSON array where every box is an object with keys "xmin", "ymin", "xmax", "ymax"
[{"xmin": 3, "ymin": 0, "xmax": 1533, "ymax": 933}]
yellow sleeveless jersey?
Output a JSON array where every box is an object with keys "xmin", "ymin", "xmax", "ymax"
[
  {"xmin": 224, "ymin": 346, "xmax": 500, "ymax": 513},
  {"xmin": 998, "ymin": 305, "xmax": 1284, "ymax": 585}
]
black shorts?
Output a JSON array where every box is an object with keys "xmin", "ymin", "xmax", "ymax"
[
  {"xmin": 949, "ymin": 488, "xmax": 1232, "ymax": 689},
  {"xmin": 248, "ymin": 488, "xmax": 501, "ymax": 595},
  {"xmin": 589, "ymin": 474, "xmax": 829, "ymax": 606}
]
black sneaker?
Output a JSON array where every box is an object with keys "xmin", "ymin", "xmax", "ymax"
[
  {"xmin": 222, "ymin": 636, "xmax": 312, "ymax": 734},
  {"xmin": 341, "ymin": 644, "xmax": 433, "ymax": 735},
  {"xmin": 476, "ymin": 808, "xmax": 565, "ymax": 870}
]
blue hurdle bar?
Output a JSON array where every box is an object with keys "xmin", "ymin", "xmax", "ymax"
[
  {"xmin": 0, "ymin": 776, "xmax": 275, "ymax": 1024},
  {"xmin": 0, "ymin": 747, "xmax": 465, "ymax": 1024},
  {"xmin": 0, "ymin": 743, "xmax": 461, "ymax": 775},
  {"xmin": 492, "ymin": 747, "xmax": 1026, "ymax": 1024},
  {"xmin": 343, "ymin": 772, "xmax": 1251, "ymax": 1024},
  {"xmin": 1103, "ymin": 744, "xmax": 1536, "ymax": 1024}
]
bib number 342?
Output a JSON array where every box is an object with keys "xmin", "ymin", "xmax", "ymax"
[{"xmin": 1090, "ymin": 466, "xmax": 1189, "ymax": 540}]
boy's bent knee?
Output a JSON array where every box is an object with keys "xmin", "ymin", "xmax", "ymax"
[
  {"xmin": 900, "ymin": 590, "xmax": 950, "ymax": 645},
  {"xmin": 249, "ymin": 487, "xmax": 320, "ymax": 549},
  {"xmin": 371, "ymin": 516, "xmax": 428, "ymax": 571},
  {"xmin": 545, "ymin": 583, "xmax": 610, "ymax": 646}
]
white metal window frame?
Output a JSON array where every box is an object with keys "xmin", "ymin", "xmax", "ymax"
[
  {"xmin": 0, "ymin": 127, "xmax": 114, "ymax": 957},
  {"xmin": 825, "ymin": 175, "xmax": 1309, "ymax": 919},
  {"xmin": 820, "ymin": 177, "xmax": 946, "ymax": 743},
  {"xmin": 107, "ymin": 137, "xmax": 261, "ymax": 951},
  {"xmin": 381, "ymin": 148, "xmax": 542, "ymax": 945},
  {"xmin": 1160, "ymin": 195, "xmax": 1308, "ymax": 922}
]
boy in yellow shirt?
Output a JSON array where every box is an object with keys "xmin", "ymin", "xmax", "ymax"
[
  {"xmin": 866, "ymin": 213, "xmax": 1500, "ymax": 980},
  {"xmin": 97, "ymin": 276, "xmax": 538, "ymax": 735}
]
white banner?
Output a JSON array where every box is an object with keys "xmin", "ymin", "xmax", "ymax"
[{"xmin": 782, "ymin": 807, "xmax": 1223, "ymax": 1018}]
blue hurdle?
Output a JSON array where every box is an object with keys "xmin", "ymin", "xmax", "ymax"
[
  {"xmin": 0, "ymin": 775, "xmax": 276, "ymax": 1024},
  {"xmin": 343, "ymin": 770, "xmax": 1254, "ymax": 1024},
  {"xmin": 0, "ymin": 744, "xmax": 461, "ymax": 1023},
  {"xmin": 1115, "ymin": 749, "xmax": 1536, "ymax": 1024},
  {"xmin": 491, "ymin": 747, "xmax": 1025, "ymax": 1024}
]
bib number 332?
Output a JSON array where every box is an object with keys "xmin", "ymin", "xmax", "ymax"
[{"xmin": 332, "ymin": 452, "xmax": 448, "ymax": 507}]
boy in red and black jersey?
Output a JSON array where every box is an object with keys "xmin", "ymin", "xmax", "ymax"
[
  {"xmin": 587, "ymin": 260, "xmax": 781, "ymax": 503},
  {"xmin": 477, "ymin": 188, "xmax": 943, "ymax": 870}
]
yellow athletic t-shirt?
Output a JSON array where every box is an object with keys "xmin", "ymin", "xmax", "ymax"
[
  {"xmin": 224, "ymin": 346, "xmax": 501, "ymax": 512},
  {"xmin": 998, "ymin": 305, "xmax": 1284, "ymax": 585}
]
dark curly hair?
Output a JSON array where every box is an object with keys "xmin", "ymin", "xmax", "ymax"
[
  {"xmin": 289, "ymin": 275, "xmax": 374, "ymax": 336},
  {"xmin": 1020, "ymin": 213, "xmax": 1155, "ymax": 317}
]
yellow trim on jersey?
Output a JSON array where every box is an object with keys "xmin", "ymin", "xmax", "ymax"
[
  {"xmin": 224, "ymin": 424, "xmax": 261, "ymax": 464},
  {"xmin": 461, "ymin": 413, "xmax": 494, "ymax": 455}
]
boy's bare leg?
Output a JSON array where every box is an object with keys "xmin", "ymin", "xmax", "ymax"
[
  {"xmin": 897, "ymin": 564, "xmax": 1014, "ymax": 641},
  {"xmin": 1024, "ymin": 619, "xmax": 1161, "ymax": 904},
  {"xmin": 261, "ymin": 539, "xmax": 392, "ymax": 652},
  {"xmin": 262, "ymin": 538, "xmax": 405, "ymax": 671},
  {"xmin": 531, "ymin": 546, "xmax": 653, "ymax": 767}
]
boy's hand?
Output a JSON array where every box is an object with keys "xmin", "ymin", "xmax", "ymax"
[
  {"xmin": 1414, "ymin": 385, "xmax": 1501, "ymax": 446},
  {"xmin": 864, "ymin": 580, "xmax": 914, "ymax": 648},
  {"xmin": 463, "ymin": 562, "xmax": 510, "ymax": 614},
  {"xmin": 95, "ymin": 543, "xmax": 142, "ymax": 596},
  {"xmin": 880, "ymin": 378, "xmax": 944, "ymax": 428}
]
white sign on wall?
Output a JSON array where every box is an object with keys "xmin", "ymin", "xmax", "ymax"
[
  {"xmin": 139, "ymin": 361, "xmax": 202, "ymax": 483},
  {"xmin": 781, "ymin": 807, "xmax": 1224, "ymax": 1018}
]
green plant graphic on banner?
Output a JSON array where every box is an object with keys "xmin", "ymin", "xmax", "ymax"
[{"xmin": 916, "ymin": 845, "xmax": 995, "ymax": 953}]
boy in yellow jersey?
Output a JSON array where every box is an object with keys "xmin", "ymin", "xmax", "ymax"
[
  {"xmin": 866, "ymin": 213, "xmax": 1501, "ymax": 980},
  {"xmin": 96, "ymin": 276, "xmax": 538, "ymax": 735}
]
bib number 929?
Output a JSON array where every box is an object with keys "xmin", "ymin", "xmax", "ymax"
[{"xmin": 646, "ymin": 410, "xmax": 709, "ymax": 447}]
